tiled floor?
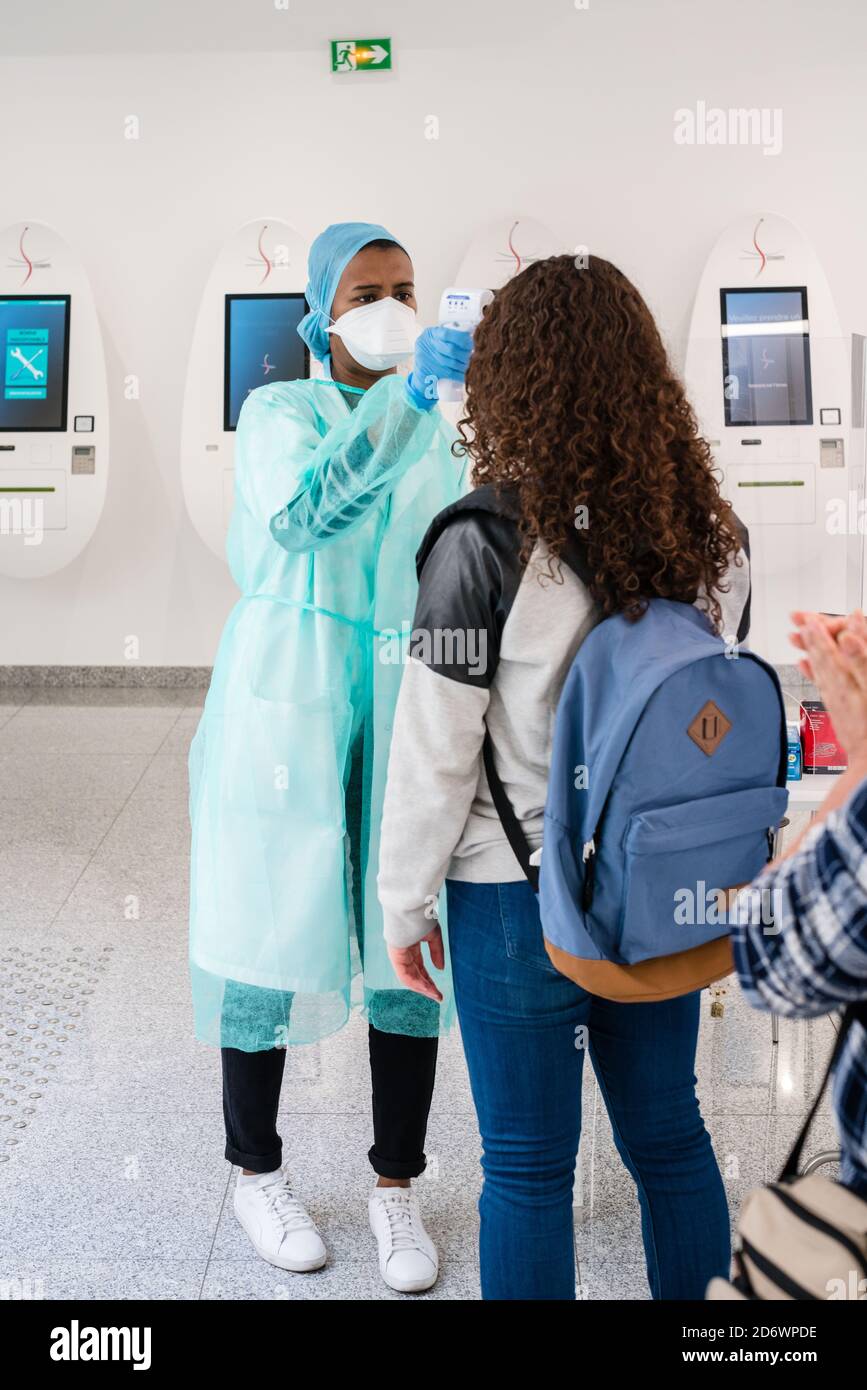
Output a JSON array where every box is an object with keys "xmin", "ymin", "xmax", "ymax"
[{"xmin": 0, "ymin": 688, "xmax": 840, "ymax": 1301}]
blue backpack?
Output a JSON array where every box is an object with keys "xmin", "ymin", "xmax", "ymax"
[{"xmin": 475, "ymin": 513, "xmax": 789, "ymax": 1002}]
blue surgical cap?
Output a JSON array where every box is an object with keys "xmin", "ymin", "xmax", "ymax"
[{"xmin": 297, "ymin": 221, "xmax": 408, "ymax": 363}]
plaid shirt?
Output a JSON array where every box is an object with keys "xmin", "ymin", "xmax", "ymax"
[{"xmin": 731, "ymin": 779, "xmax": 867, "ymax": 1197}]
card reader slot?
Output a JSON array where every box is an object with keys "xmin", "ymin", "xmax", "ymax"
[
  {"xmin": 0, "ymin": 469, "xmax": 67, "ymax": 528},
  {"xmin": 726, "ymin": 464, "xmax": 815, "ymax": 525}
]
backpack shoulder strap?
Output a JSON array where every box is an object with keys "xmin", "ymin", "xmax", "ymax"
[{"xmin": 483, "ymin": 733, "xmax": 539, "ymax": 892}]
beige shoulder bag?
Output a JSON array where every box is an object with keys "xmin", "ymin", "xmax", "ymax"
[{"xmin": 708, "ymin": 1003, "xmax": 867, "ymax": 1301}]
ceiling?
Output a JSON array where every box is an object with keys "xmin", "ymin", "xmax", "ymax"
[{"xmin": 0, "ymin": 0, "xmax": 563, "ymax": 56}]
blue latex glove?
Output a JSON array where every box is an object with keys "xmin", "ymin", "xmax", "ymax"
[{"xmin": 406, "ymin": 326, "xmax": 474, "ymax": 412}]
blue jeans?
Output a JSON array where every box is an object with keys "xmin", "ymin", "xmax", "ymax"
[{"xmin": 446, "ymin": 879, "xmax": 730, "ymax": 1301}]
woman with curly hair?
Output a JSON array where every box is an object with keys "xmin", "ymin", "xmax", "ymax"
[{"xmin": 377, "ymin": 253, "xmax": 751, "ymax": 1300}]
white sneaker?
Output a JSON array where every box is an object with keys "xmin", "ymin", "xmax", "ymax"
[
  {"xmin": 233, "ymin": 1166, "xmax": 327, "ymax": 1273},
  {"xmin": 369, "ymin": 1185, "xmax": 439, "ymax": 1293}
]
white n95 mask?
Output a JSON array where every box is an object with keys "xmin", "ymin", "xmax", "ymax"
[{"xmin": 327, "ymin": 297, "xmax": 419, "ymax": 371}]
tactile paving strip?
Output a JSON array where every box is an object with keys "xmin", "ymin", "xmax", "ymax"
[{"xmin": 0, "ymin": 942, "xmax": 115, "ymax": 1162}]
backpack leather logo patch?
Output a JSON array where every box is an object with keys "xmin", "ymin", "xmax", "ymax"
[{"xmin": 687, "ymin": 700, "xmax": 732, "ymax": 756}]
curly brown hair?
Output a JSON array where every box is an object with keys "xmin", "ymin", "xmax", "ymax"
[{"xmin": 456, "ymin": 254, "xmax": 742, "ymax": 629}]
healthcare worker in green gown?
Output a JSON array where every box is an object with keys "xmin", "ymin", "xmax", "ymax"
[{"xmin": 188, "ymin": 223, "xmax": 473, "ymax": 1290}]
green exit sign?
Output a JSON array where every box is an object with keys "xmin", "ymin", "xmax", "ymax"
[{"xmin": 330, "ymin": 39, "xmax": 392, "ymax": 72}]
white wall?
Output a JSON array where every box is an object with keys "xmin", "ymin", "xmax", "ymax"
[{"xmin": 2, "ymin": 0, "xmax": 865, "ymax": 666}]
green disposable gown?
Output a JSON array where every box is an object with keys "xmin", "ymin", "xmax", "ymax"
[{"xmin": 189, "ymin": 374, "xmax": 467, "ymax": 1050}]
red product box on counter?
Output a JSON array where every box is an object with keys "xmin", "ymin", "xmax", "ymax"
[{"xmin": 800, "ymin": 700, "xmax": 848, "ymax": 774}]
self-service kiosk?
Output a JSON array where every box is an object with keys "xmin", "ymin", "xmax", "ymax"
[
  {"xmin": 181, "ymin": 219, "xmax": 309, "ymax": 560},
  {"xmin": 0, "ymin": 221, "xmax": 109, "ymax": 578},
  {"xmin": 685, "ymin": 213, "xmax": 865, "ymax": 663}
]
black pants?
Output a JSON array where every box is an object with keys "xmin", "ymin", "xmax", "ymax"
[{"xmin": 222, "ymin": 1025, "xmax": 439, "ymax": 1177}]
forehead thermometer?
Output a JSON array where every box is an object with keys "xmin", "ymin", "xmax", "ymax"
[{"xmin": 438, "ymin": 287, "xmax": 494, "ymax": 401}]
